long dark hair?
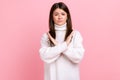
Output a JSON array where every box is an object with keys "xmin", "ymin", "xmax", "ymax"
[{"xmin": 49, "ymin": 2, "xmax": 73, "ymax": 46}]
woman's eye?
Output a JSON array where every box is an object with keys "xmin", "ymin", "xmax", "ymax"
[
  {"xmin": 54, "ymin": 13, "xmax": 59, "ymax": 16},
  {"xmin": 61, "ymin": 13, "xmax": 65, "ymax": 15}
]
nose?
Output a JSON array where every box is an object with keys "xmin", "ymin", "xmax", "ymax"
[{"xmin": 58, "ymin": 15, "xmax": 62, "ymax": 19}]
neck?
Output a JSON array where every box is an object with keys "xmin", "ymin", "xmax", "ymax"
[{"xmin": 55, "ymin": 23, "xmax": 67, "ymax": 31}]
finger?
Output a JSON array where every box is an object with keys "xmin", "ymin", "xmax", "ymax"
[
  {"xmin": 71, "ymin": 31, "xmax": 74, "ymax": 35},
  {"xmin": 69, "ymin": 31, "xmax": 74, "ymax": 37},
  {"xmin": 47, "ymin": 32, "xmax": 52, "ymax": 39},
  {"xmin": 47, "ymin": 32, "xmax": 55, "ymax": 42},
  {"xmin": 47, "ymin": 32, "xmax": 50, "ymax": 37}
]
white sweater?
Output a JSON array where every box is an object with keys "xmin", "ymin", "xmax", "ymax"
[{"xmin": 39, "ymin": 23, "xmax": 85, "ymax": 80}]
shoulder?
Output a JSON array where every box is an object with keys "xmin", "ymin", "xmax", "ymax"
[
  {"xmin": 73, "ymin": 30, "xmax": 82, "ymax": 37},
  {"xmin": 41, "ymin": 32, "xmax": 49, "ymax": 40},
  {"xmin": 73, "ymin": 30, "xmax": 83, "ymax": 41}
]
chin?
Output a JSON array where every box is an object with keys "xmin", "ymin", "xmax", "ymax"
[{"xmin": 56, "ymin": 23, "xmax": 65, "ymax": 26}]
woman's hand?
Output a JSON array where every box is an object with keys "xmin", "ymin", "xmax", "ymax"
[
  {"xmin": 47, "ymin": 32, "xmax": 58, "ymax": 46},
  {"xmin": 65, "ymin": 31, "xmax": 74, "ymax": 46}
]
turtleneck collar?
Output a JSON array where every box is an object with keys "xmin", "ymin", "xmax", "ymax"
[{"xmin": 55, "ymin": 23, "xmax": 67, "ymax": 31}]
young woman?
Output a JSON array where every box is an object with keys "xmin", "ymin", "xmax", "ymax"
[{"xmin": 39, "ymin": 2, "xmax": 85, "ymax": 80}]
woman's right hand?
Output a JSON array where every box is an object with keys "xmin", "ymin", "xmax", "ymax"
[{"xmin": 65, "ymin": 31, "xmax": 74, "ymax": 46}]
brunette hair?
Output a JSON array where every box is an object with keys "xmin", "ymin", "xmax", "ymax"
[{"xmin": 49, "ymin": 2, "xmax": 73, "ymax": 46}]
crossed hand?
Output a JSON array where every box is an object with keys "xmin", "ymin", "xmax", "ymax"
[{"xmin": 47, "ymin": 31, "xmax": 74, "ymax": 46}]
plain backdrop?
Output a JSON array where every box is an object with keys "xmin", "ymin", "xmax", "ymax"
[{"xmin": 0, "ymin": 0, "xmax": 120, "ymax": 80}]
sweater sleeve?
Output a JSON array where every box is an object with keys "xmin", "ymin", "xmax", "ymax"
[
  {"xmin": 39, "ymin": 33, "xmax": 67, "ymax": 63},
  {"xmin": 63, "ymin": 31, "xmax": 85, "ymax": 63}
]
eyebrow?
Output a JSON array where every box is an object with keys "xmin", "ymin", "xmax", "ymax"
[{"xmin": 53, "ymin": 12, "xmax": 66, "ymax": 14}]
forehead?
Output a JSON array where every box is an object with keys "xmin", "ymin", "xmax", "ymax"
[{"xmin": 53, "ymin": 8, "xmax": 66, "ymax": 13}]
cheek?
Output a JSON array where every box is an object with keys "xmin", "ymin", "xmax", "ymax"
[
  {"xmin": 53, "ymin": 16, "xmax": 56, "ymax": 21},
  {"xmin": 53, "ymin": 16, "xmax": 58, "ymax": 20},
  {"xmin": 63, "ymin": 16, "xmax": 67, "ymax": 21},
  {"xmin": 53, "ymin": 17, "xmax": 58, "ymax": 23}
]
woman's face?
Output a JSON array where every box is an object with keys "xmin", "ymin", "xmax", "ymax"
[{"xmin": 53, "ymin": 8, "xmax": 67, "ymax": 26}]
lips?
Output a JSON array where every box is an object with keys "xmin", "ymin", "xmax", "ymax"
[{"xmin": 57, "ymin": 20, "xmax": 63, "ymax": 22}]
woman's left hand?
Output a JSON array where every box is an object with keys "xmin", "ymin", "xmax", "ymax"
[{"xmin": 47, "ymin": 32, "xmax": 58, "ymax": 46}]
